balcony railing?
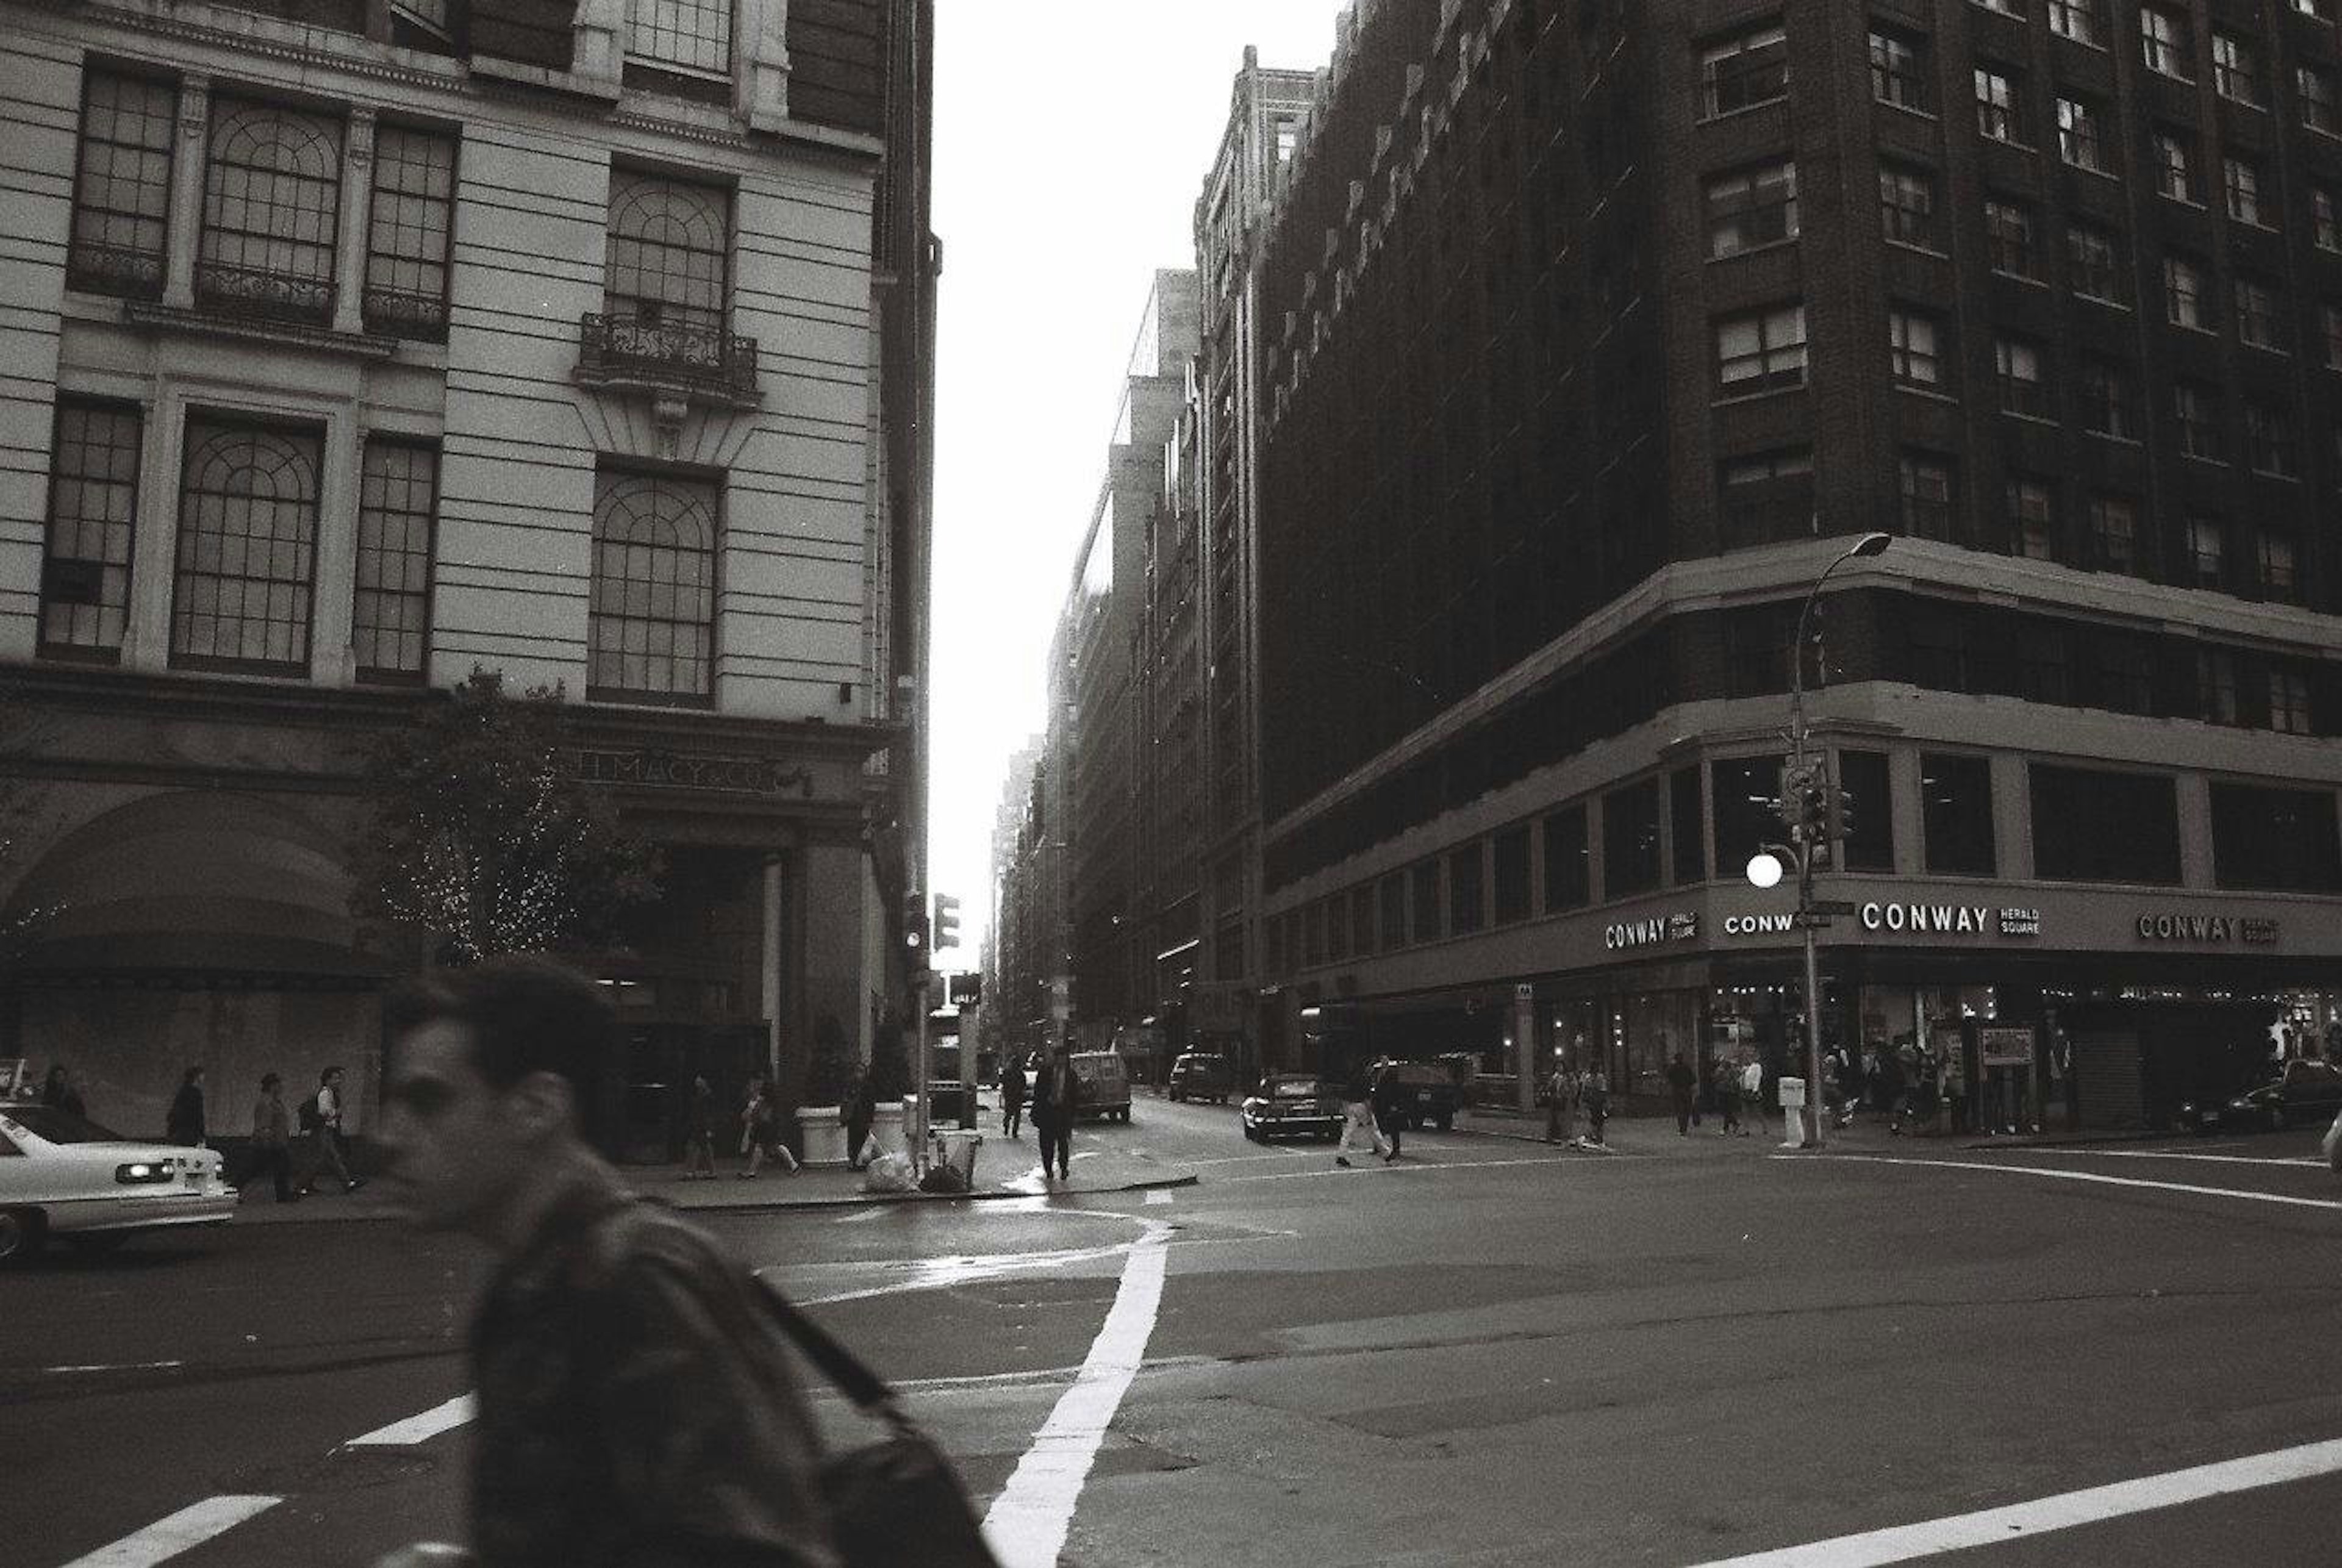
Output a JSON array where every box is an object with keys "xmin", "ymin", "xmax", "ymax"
[
  {"xmin": 193, "ymin": 261, "xmax": 335, "ymax": 326},
  {"xmin": 576, "ymin": 312, "xmax": 761, "ymax": 404},
  {"xmin": 362, "ymin": 285, "xmax": 450, "ymax": 342},
  {"xmin": 66, "ymin": 242, "xmax": 166, "ymax": 300}
]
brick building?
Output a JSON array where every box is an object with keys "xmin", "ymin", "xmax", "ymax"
[
  {"xmin": 1249, "ymin": 0, "xmax": 2342, "ymax": 1126},
  {"xmin": 0, "ymin": 0, "xmax": 934, "ymax": 1147}
]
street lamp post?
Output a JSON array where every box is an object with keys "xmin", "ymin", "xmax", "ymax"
[{"xmin": 1752, "ymin": 531, "xmax": 1891, "ymax": 1149}]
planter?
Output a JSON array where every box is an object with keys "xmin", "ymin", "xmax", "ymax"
[
  {"xmin": 868, "ymin": 1101, "xmax": 908, "ymax": 1161},
  {"xmin": 798, "ymin": 1106, "xmax": 848, "ymax": 1168}
]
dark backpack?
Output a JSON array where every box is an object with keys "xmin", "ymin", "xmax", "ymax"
[{"xmin": 298, "ymin": 1093, "xmax": 324, "ymax": 1134}]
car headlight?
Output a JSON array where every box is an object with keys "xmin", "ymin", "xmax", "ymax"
[{"xmin": 116, "ymin": 1158, "xmax": 177, "ymax": 1185}]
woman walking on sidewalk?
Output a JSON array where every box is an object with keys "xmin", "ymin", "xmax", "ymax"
[{"xmin": 739, "ymin": 1077, "xmax": 797, "ymax": 1178}]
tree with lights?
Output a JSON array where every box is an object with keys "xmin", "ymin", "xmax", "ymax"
[{"xmin": 350, "ymin": 669, "xmax": 661, "ymax": 965}]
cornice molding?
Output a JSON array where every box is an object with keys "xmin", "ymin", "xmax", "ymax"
[{"xmin": 79, "ymin": 1, "xmax": 464, "ymax": 93}]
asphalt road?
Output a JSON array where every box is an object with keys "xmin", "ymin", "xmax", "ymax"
[{"xmin": 13, "ymin": 1098, "xmax": 2342, "ymax": 1568}]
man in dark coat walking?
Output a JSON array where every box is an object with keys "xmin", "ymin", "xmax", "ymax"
[
  {"xmin": 999, "ymin": 1053, "xmax": 1028, "ymax": 1139},
  {"xmin": 166, "ymin": 1065, "xmax": 207, "ymax": 1147},
  {"xmin": 1030, "ymin": 1042, "xmax": 1075, "ymax": 1182}
]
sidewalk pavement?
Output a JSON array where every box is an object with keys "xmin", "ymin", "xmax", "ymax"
[
  {"xmin": 1455, "ymin": 1098, "xmax": 2156, "ymax": 1155},
  {"xmin": 224, "ymin": 1133, "xmax": 1197, "ymax": 1226}
]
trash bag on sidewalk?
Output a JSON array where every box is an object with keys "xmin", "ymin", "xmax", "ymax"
[
  {"xmin": 861, "ymin": 1151, "xmax": 915, "ymax": 1193},
  {"xmin": 917, "ymin": 1161, "xmax": 969, "ymax": 1195}
]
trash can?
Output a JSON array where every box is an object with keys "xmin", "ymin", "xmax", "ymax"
[{"xmin": 931, "ymin": 1128, "xmax": 983, "ymax": 1189}]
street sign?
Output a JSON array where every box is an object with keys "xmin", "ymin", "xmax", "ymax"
[
  {"xmin": 1789, "ymin": 911, "xmax": 1834, "ymax": 929},
  {"xmin": 1810, "ymin": 899, "xmax": 1858, "ymax": 915}
]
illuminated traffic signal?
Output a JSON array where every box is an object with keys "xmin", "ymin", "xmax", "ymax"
[
  {"xmin": 902, "ymin": 890, "xmax": 929, "ymax": 954},
  {"xmin": 932, "ymin": 893, "xmax": 961, "ymax": 951}
]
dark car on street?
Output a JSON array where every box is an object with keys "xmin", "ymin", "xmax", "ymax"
[
  {"xmin": 1167, "ymin": 1052, "xmax": 1233, "ymax": 1104},
  {"xmin": 2180, "ymin": 1058, "xmax": 2342, "ymax": 1133},
  {"xmin": 1372, "ymin": 1059, "xmax": 1463, "ymax": 1131},
  {"xmin": 1240, "ymin": 1075, "xmax": 1344, "ymax": 1142}
]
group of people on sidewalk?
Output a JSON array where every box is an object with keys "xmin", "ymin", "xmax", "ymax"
[
  {"xmin": 679, "ymin": 1073, "xmax": 806, "ymax": 1180},
  {"xmin": 1541, "ymin": 1061, "xmax": 1613, "ymax": 1150},
  {"xmin": 1663, "ymin": 1052, "xmax": 1776, "ymax": 1139}
]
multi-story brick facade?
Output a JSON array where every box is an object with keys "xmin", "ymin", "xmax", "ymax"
[
  {"xmin": 0, "ymin": 0, "xmax": 933, "ymax": 1147},
  {"xmin": 1250, "ymin": 0, "xmax": 2342, "ymax": 1126}
]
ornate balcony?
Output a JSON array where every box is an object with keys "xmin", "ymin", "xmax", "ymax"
[
  {"xmin": 193, "ymin": 261, "xmax": 335, "ymax": 326},
  {"xmin": 65, "ymin": 242, "xmax": 166, "ymax": 301},
  {"xmin": 362, "ymin": 285, "xmax": 450, "ymax": 343},
  {"xmin": 575, "ymin": 312, "xmax": 762, "ymax": 409}
]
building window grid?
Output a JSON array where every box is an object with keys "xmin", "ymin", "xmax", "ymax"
[
  {"xmin": 1901, "ymin": 454, "xmax": 1957, "ymax": 541},
  {"xmin": 2301, "ymin": 65, "xmax": 2340, "ymax": 136},
  {"xmin": 589, "ymin": 470, "xmax": 718, "ymax": 700},
  {"xmin": 1996, "ymin": 336, "xmax": 2049, "ymax": 417},
  {"xmin": 1889, "ymin": 306, "xmax": 1943, "ymax": 387},
  {"xmin": 2236, "ymin": 278, "xmax": 2285, "ymax": 351},
  {"xmin": 1700, "ymin": 23, "xmax": 1789, "ymax": 119},
  {"xmin": 2188, "ymin": 515, "xmax": 2227, "ymax": 590},
  {"xmin": 69, "ymin": 71, "xmax": 176, "ymax": 299},
  {"xmin": 199, "ymin": 101, "xmax": 344, "ymax": 321},
  {"xmin": 1984, "ymin": 197, "xmax": 2040, "ymax": 278},
  {"xmin": 38, "ymin": 401, "xmax": 142, "ymax": 656},
  {"xmin": 1870, "ymin": 27, "xmax": 1930, "ymax": 112},
  {"xmin": 2067, "ymin": 224, "xmax": 2125, "ymax": 303},
  {"xmin": 2322, "ymin": 303, "xmax": 2342, "ymax": 370},
  {"xmin": 2057, "ymin": 95, "xmax": 2107, "ymax": 171},
  {"xmin": 1975, "ymin": 66, "xmax": 2024, "ymax": 144},
  {"xmin": 1704, "ymin": 159, "xmax": 1799, "ymax": 258},
  {"xmin": 2259, "ymin": 531, "xmax": 2301, "ymax": 602},
  {"xmin": 2246, "ymin": 401, "xmax": 2299, "ymax": 477},
  {"xmin": 1716, "ymin": 303, "xmax": 1807, "ymax": 395},
  {"xmin": 2005, "ymin": 476, "xmax": 2057, "ymax": 560},
  {"xmin": 1879, "ymin": 163, "xmax": 1938, "ymax": 248},
  {"xmin": 2049, "ymin": 1, "xmax": 2100, "ymax": 46},
  {"xmin": 606, "ymin": 172, "xmax": 729, "ymax": 332},
  {"xmin": 2140, "ymin": 7, "xmax": 2191, "ymax": 79},
  {"xmin": 2165, "ymin": 254, "xmax": 2210, "ymax": 330},
  {"xmin": 353, "ymin": 440, "xmax": 437, "ymax": 679},
  {"xmin": 171, "ymin": 419, "xmax": 322, "ymax": 671},
  {"xmin": 2316, "ymin": 187, "xmax": 2341, "ymax": 251},
  {"xmin": 2150, "ymin": 129, "xmax": 2196, "ymax": 202},
  {"xmin": 2079, "ymin": 359, "xmax": 2137, "ymax": 439},
  {"xmin": 2085, "ymin": 495, "xmax": 2136, "ymax": 573},
  {"xmin": 2174, "ymin": 381, "xmax": 2223, "ymax": 460},
  {"xmin": 626, "ymin": 0, "xmax": 733, "ymax": 76},
  {"xmin": 2222, "ymin": 156, "xmax": 2267, "ymax": 227},
  {"xmin": 365, "ymin": 125, "xmax": 456, "ymax": 338},
  {"xmin": 2269, "ymin": 668, "xmax": 2312, "ymax": 735},
  {"xmin": 2213, "ymin": 34, "xmax": 2260, "ymax": 106}
]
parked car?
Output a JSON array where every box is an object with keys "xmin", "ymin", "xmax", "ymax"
[
  {"xmin": 0, "ymin": 1102, "xmax": 235, "ymax": 1264},
  {"xmin": 1167, "ymin": 1052, "xmax": 1233, "ymax": 1104},
  {"xmin": 2179, "ymin": 1059, "xmax": 2342, "ymax": 1133},
  {"xmin": 1241, "ymin": 1074, "xmax": 1345, "ymax": 1142},
  {"xmin": 1372, "ymin": 1059, "xmax": 1463, "ymax": 1131},
  {"xmin": 1069, "ymin": 1051, "xmax": 1132, "ymax": 1123}
]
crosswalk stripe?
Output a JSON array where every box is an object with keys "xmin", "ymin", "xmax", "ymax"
[
  {"xmin": 58, "ymin": 1495, "xmax": 281, "ymax": 1567},
  {"xmin": 344, "ymin": 1392, "xmax": 476, "ymax": 1447}
]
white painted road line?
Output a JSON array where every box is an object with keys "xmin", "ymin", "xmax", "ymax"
[
  {"xmin": 981, "ymin": 1221, "xmax": 1172, "ymax": 1568},
  {"xmin": 2021, "ymin": 1147, "xmax": 2327, "ymax": 1169},
  {"xmin": 58, "ymin": 1495, "xmax": 282, "ymax": 1567},
  {"xmin": 1691, "ymin": 1434, "xmax": 2342, "ymax": 1567},
  {"xmin": 41, "ymin": 1360, "xmax": 185, "ymax": 1375},
  {"xmin": 344, "ymin": 1391, "xmax": 476, "ymax": 1447},
  {"xmin": 1144, "ymin": 1188, "xmax": 1173, "ymax": 1204},
  {"xmin": 1799, "ymin": 1153, "xmax": 2342, "ymax": 1211},
  {"xmin": 1216, "ymin": 1151, "xmax": 1576, "ymax": 1185}
]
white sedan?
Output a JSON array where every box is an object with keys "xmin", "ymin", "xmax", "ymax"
[{"xmin": 0, "ymin": 1101, "xmax": 235, "ymax": 1262}]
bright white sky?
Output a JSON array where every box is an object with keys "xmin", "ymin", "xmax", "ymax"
[{"xmin": 927, "ymin": 1, "xmax": 1349, "ymax": 964}]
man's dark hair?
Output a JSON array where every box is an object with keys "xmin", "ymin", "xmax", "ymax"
[
  {"xmin": 319, "ymin": 1065, "xmax": 342, "ymax": 1084},
  {"xmin": 384, "ymin": 955, "xmax": 616, "ymax": 1139}
]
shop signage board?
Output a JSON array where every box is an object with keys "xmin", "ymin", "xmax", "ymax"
[
  {"xmin": 2133, "ymin": 912, "xmax": 2280, "ymax": 945},
  {"xmin": 1858, "ymin": 900, "xmax": 2042, "ymax": 937},
  {"xmin": 1603, "ymin": 911, "xmax": 1700, "ymax": 950}
]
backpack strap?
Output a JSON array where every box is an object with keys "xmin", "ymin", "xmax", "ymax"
[{"xmin": 751, "ymin": 1272, "xmax": 905, "ymax": 1422}]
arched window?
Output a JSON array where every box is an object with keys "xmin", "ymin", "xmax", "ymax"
[
  {"xmin": 199, "ymin": 101, "xmax": 343, "ymax": 321},
  {"xmin": 590, "ymin": 471, "xmax": 716, "ymax": 700},
  {"xmin": 605, "ymin": 172, "xmax": 728, "ymax": 333},
  {"xmin": 172, "ymin": 418, "xmax": 321, "ymax": 671}
]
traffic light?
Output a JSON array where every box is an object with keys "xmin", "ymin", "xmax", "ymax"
[
  {"xmin": 901, "ymin": 890, "xmax": 929, "ymax": 955},
  {"xmin": 932, "ymin": 892, "xmax": 961, "ymax": 951},
  {"xmin": 1828, "ymin": 781, "xmax": 1856, "ymax": 849}
]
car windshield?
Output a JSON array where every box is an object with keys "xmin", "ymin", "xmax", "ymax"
[
  {"xmin": 1073, "ymin": 1056, "xmax": 1122, "ymax": 1081},
  {"xmin": 1, "ymin": 1104, "xmax": 129, "ymax": 1144},
  {"xmin": 1270, "ymin": 1078, "xmax": 1328, "ymax": 1099}
]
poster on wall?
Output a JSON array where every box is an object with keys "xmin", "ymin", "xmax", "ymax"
[{"xmin": 1980, "ymin": 1026, "xmax": 2035, "ymax": 1067}]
